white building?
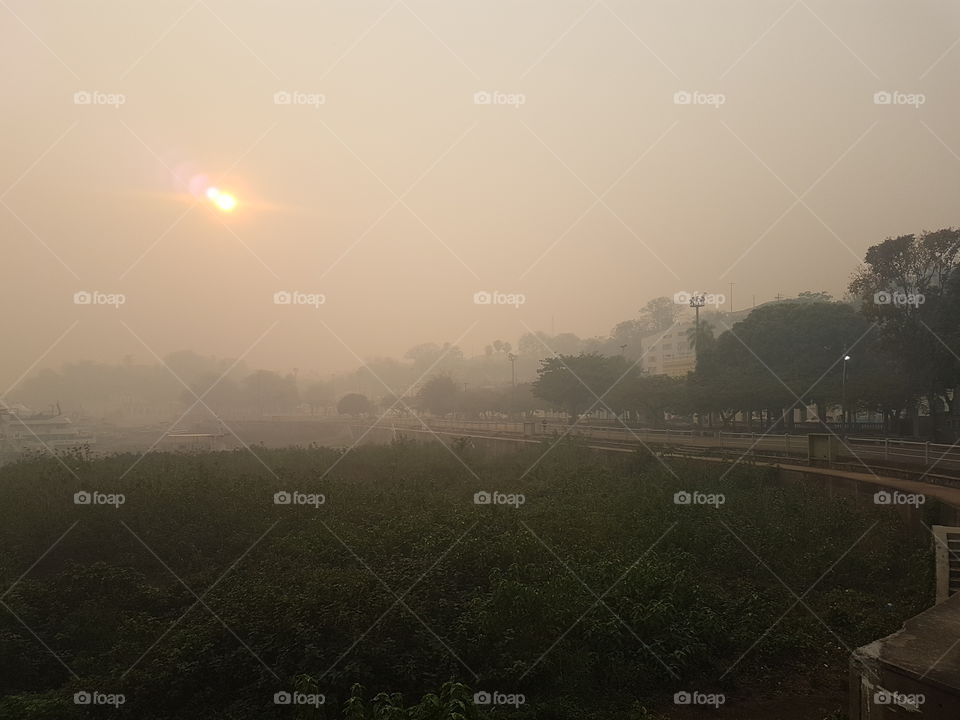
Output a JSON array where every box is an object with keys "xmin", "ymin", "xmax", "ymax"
[{"xmin": 639, "ymin": 322, "xmax": 697, "ymax": 377}]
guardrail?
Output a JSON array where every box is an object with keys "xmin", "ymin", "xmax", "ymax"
[{"xmin": 369, "ymin": 417, "xmax": 960, "ymax": 478}]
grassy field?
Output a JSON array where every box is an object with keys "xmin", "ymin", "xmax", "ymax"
[{"xmin": 0, "ymin": 438, "xmax": 935, "ymax": 719}]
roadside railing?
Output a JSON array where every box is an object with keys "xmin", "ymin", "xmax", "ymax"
[{"xmin": 372, "ymin": 417, "xmax": 960, "ymax": 477}]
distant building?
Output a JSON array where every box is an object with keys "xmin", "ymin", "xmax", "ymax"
[
  {"xmin": 0, "ymin": 409, "xmax": 96, "ymax": 453},
  {"xmin": 640, "ymin": 322, "xmax": 697, "ymax": 377}
]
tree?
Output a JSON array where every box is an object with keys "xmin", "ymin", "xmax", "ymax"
[
  {"xmin": 337, "ymin": 392, "xmax": 371, "ymax": 416},
  {"xmin": 849, "ymin": 228, "xmax": 960, "ymax": 436},
  {"xmin": 303, "ymin": 381, "xmax": 333, "ymax": 415},
  {"xmin": 243, "ymin": 370, "xmax": 299, "ymax": 417},
  {"xmin": 639, "ymin": 296, "xmax": 680, "ymax": 333},
  {"xmin": 532, "ymin": 353, "xmax": 629, "ymax": 422},
  {"xmin": 417, "ymin": 375, "xmax": 460, "ymax": 416}
]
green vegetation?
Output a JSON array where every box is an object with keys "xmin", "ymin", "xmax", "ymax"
[{"xmin": 0, "ymin": 441, "xmax": 934, "ymax": 719}]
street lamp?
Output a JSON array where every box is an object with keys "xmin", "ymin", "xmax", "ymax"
[
  {"xmin": 689, "ymin": 294, "xmax": 706, "ymax": 360},
  {"xmin": 841, "ymin": 350, "xmax": 851, "ymax": 433}
]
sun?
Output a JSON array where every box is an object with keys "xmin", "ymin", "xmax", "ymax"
[{"xmin": 205, "ymin": 186, "xmax": 238, "ymax": 213}]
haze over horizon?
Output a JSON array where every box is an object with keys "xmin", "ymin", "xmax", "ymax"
[{"xmin": 4, "ymin": 0, "xmax": 960, "ymax": 387}]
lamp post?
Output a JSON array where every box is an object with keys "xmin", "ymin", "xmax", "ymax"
[
  {"xmin": 841, "ymin": 349, "xmax": 851, "ymax": 433},
  {"xmin": 689, "ymin": 293, "xmax": 706, "ymax": 360}
]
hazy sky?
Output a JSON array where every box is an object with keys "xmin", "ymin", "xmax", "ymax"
[{"xmin": 3, "ymin": 0, "xmax": 960, "ymax": 387}]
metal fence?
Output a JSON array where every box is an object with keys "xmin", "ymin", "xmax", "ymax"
[{"xmin": 374, "ymin": 417, "xmax": 960, "ymax": 477}]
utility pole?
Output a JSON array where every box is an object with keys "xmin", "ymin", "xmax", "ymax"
[
  {"xmin": 728, "ymin": 282, "xmax": 734, "ymax": 314},
  {"xmin": 689, "ymin": 293, "xmax": 706, "ymax": 360}
]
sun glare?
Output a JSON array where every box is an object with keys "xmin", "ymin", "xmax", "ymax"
[{"xmin": 205, "ymin": 186, "xmax": 237, "ymax": 213}]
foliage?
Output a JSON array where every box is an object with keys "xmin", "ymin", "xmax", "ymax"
[{"xmin": 0, "ymin": 443, "xmax": 932, "ymax": 718}]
